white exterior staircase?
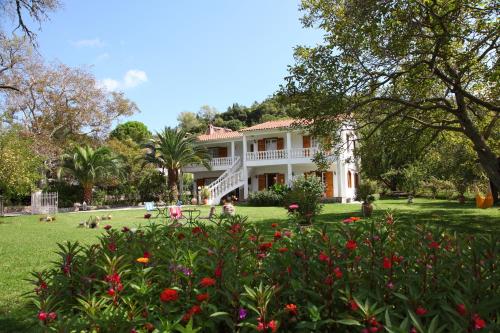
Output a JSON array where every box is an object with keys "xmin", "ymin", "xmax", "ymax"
[{"xmin": 207, "ymin": 156, "xmax": 245, "ymax": 204}]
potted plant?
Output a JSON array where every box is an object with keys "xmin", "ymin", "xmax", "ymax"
[
  {"xmin": 200, "ymin": 187, "xmax": 211, "ymax": 205},
  {"xmin": 356, "ymin": 180, "xmax": 377, "ymax": 217}
]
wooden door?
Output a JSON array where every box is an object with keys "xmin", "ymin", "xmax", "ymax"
[
  {"xmin": 218, "ymin": 147, "xmax": 228, "ymax": 158},
  {"xmin": 196, "ymin": 179, "xmax": 204, "ymax": 188},
  {"xmin": 324, "ymin": 171, "xmax": 334, "ymax": 198},
  {"xmin": 258, "ymin": 175, "xmax": 266, "ymax": 191}
]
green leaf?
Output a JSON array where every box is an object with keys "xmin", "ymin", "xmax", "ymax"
[{"xmin": 335, "ymin": 319, "xmax": 362, "ymax": 326}]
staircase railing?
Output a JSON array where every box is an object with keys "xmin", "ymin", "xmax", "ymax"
[{"xmin": 207, "ymin": 156, "xmax": 245, "ymax": 203}]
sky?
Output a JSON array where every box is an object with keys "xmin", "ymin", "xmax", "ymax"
[{"xmin": 33, "ymin": 1, "xmax": 324, "ymax": 132}]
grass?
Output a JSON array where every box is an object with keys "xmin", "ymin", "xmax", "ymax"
[{"xmin": 0, "ymin": 198, "xmax": 498, "ymax": 332}]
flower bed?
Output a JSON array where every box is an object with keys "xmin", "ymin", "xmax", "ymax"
[{"xmin": 30, "ymin": 213, "xmax": 498, "ymax": 332}]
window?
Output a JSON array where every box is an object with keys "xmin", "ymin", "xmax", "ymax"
[
  {"xmin": 347, "ymin": 171, "xmax": 352, "ymax": 188},
  {"xmin": 311, "ymin": 137, "xmax": 320, "ymax": 148},
  {"xmin": 207, "ymin": 147, "xmax": 219, "ymax": 158},
  {"xmin": 265, "ymin": 138, "xmax": 277, "ymax": 151}
]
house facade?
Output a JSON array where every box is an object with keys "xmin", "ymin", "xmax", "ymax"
[{"xmin": 182, "ymin": 119, "xmax": 359, "ymax": 204}]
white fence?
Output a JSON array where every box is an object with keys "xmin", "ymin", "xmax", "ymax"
[{"xmin": 31, "ymin": 192, "xmax": 58, "ymax": 215}]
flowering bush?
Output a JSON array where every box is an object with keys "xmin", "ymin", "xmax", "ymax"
[
  {"xmin": 30, "ymin": 213, "xmax": 498, "ymax": 332},
  {"xmin": 285, "ymin": 175, "xmax": 324, "ymax": 224}
]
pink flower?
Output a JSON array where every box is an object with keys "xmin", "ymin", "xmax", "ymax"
[
  {"xmin": 38, "ymin": 311, "xmax": 47, "ymax": 321},
  {"xmin": 416, "ymin": 306, "xmax": 427, "ymax": 316}
]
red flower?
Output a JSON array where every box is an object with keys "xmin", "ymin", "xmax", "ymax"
[
  {"xmin": 285, "ymin": 303, "xmax": 298, "ymax": 316},
  {"xmin": 143, "ymin": 251, "xmax": 150, "ymax": 258},
  {"xmin": 278, "ymin": 247, "xmax": 288, "ymax": 253},
  {"xmin": 122, "ymin": 226, "xmax": 130, "ymax": 232},
  {"xmin": 177, "ymin": 233, "xmax": 185, "ymax": 240},
  {"xmin": 456, "ymin": 303, "xmax": 467, "ymax": 316},
  {"xmin": 257, "ymin": 321, "xmax": 266, "ymax": 331},
  {"xmin": 105, "ymin": 273, "xmax": 121, "ymax": 284},
  {"xmin": 249, "ymin": 235, "xmax": 257, "ymax": 242},
  {"xmin": 144, "ymin": 323, "xmax": 155, "ymax": 332},
  {"xmin": 324, "ymin": 276, "xmax": 333, "ymax": 285},
  {"xmin": 38, "ymin": 311, "xmax": 47, "ymax": 321},
  {"xmin": 104, "ymin": 224, "xmax": 112, "ymax": 230},
  {"xmin": 107, "ymin": 288, "xmax": 115, "ymax": 296},
  {"xmin": 472, "ymin": 314, "xmax": 486, "ymax": 329},
  {"xmin": 196, "ymin": 293, "xmax": 209, "ymax": 302},
  {"xmin": 108, "ymin": 242, "xmax": 117, "ymax": 252},
  {"xmin": 350, "ymin": 217, "xmax": 361, "ymax": 221},
  {"xmin": 383, "ymin": 257, "xmax": 392, "ymax": 269},
  {"xmin": 199, "ymin": 277, "xmax": 216, "ymax": 287},
  {"xmin": 346, "ymin": 240, "xmax": 357, "ymax": 251},
  {"xmin": 428, "ymin": 241, "xmax": 440, "ymax": 249},
  {"xmin": 333, "ymin": 267, "xmax": 343, "ymax": 279},
  {"xmin": 318, "ymin": 251, "xmax": 330, "ymax": 262},
  {"xmin": 192, "ymin": 226, "xmax": 203, "ymax": 235},
  {"xmin": 271, "ymin": 223, "xmax": 278, "ymax": 228},
  {"xmin": 48, "ymin": 312, "xmax": 57, "ymax": 321},
  {"xmin": 274, "ymin": 231, "xmax": 282, "ymax": 240},
  {"xmin": 160, "ymin": 288, "xmax": 179, "ymax": 302},
  {"xmin": 343, "ymin": 218, "xmax": 354, "ymax": 224},
  {"xmin": 415, "ymin": 306, "xmax": 427, "ymax": 316},
  {"xmin": 259, "ymin": 242, "xmax": 273, "ymax": 252},
  {"xmin": 267, "ymin": 320, "xmax": 278, "ymax": 333},
  {"xmin": 182, "ymin": 305, "xmax": 202, "ymax": 322},
  {"xmin": 349, "ymin": 299, "xmax": 359, "ymax": 311},
  {"xmin": 214, "ymin": 265, "xmax": 223, "ymax": 278}
]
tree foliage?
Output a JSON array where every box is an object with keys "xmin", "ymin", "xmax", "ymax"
[
  {"xmin": 109, "ymin": 121, "xmax": 151, "ymax": 145},
  {"xmin": 0, "ymin": 127, "xmax": 42, "ymax": 199},
  {"xmin": 143, "ymin": 128, "xmax": 212, "ymax": 203},
  {"xmin": 58, "ymin": 146, "xmax": 122, "ymax": 204},
  {"xmin": 283, "ymin": 0, "xmax": 500, "ymax": 188}
]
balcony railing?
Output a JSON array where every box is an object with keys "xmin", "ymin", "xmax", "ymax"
[
  {"xmin": 185, "ymin": 156, "xmax": 237, "ymax": 168},
  {"xmin": 246, "ymin": 147, "xmax": 320, "ymax": 161}
]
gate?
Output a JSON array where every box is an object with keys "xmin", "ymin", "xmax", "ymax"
[{"xmin": 31, "ymin": 192, "xmax": 58, "ymax": 215}]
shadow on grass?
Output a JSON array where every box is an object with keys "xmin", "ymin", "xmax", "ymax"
[{"xmin": 0, "ymin": 306, "xmax": 37, "ymax": 333}]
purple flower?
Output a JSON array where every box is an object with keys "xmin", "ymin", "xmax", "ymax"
[{"xmin": 238, "ymin": 307, "xmax": 248, "ymax": 320}]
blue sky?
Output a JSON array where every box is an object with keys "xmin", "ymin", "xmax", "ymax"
[{"xmin": 35, "ymin": 1, "xmax": 323, "ymax": 132}]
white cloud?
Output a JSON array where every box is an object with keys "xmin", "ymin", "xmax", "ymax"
[
  {"xmin": 72, "ymin": 38, "xmax": 105, "ymax": 48},
  {"xmin": 99, "ymin": 69, "xmax": 148, "ymax": 91},
  {"xmin": 123, "ymin": 70, "xmax": 148, "ymax": 88},
  {"xmin": 100, "ymin": 78, "xmax": 120, "ymax": 91}
]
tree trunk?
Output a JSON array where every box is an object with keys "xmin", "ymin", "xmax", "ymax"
[
  {"xmin": 83, "ymin": 184, "xmax": 93, "ymax": 204},
  {"xmin": 490, "ymin": 157, "xmax": 500, "ymax": 205},
  {"xmin": 454, "ymin": 93, "xmax": 500, "ymax": 190},
  {"xmin": 167, "ymin": 168, "xmax": 179, "ymax": 204}
]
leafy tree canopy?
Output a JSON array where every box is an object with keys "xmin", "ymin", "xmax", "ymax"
[
  {"xmin": 109, "ymin": 121, "xmax": 151, "ymax": 145},
  {"xmin": 283, "ymin": 0, "xmax": 500, "ymax": 188}
]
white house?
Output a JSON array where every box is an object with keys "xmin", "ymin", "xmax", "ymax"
[{"xmin": 182, "ymin": 119, "xmax": 360, "ymax": 204}]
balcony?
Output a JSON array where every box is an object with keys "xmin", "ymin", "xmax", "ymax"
[
  {"xmin": 246, "ymin": 147, "xmax": 320, "ymax": 164},
  {"xmin": 183, "ymin": 156, "xmax": 238, "ymax": 172}
]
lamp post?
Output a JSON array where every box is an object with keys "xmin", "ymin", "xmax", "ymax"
[{"xmin": 197, "ymin": 186, "xmax": 201, "ymax": 206}]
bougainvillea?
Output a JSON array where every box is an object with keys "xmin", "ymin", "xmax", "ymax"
[{"xmin": 29, "ymin": 213, "xmax": 498, "ymax": 332}]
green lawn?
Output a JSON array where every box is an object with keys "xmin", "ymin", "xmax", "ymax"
[{"xmin": 0, "ymin": 199, "xmax": 498, "ymax": 332}]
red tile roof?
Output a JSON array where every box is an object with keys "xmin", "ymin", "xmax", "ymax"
[
  {"xmin": 240, "ymin": 119, "xmax": 298, "ymax": 132},
  {"xmin": 197, "ymin": 131, "xmax": 243, "ymax": 142}
]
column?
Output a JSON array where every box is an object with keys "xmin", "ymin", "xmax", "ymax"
[
  {"xmin": 231, "ymin": 141, "xmax": 235, "ymax": 162},
  {"xmin": 242, "ymin": 135, "xmax": 248, "ymax": 199},
  {"xmin": 336, "ymin": 157, "xmax": 343, "ymax": 199},
  {"xmin": 179, "ymin": 169, "xmax": 183, "ymax": 200},
  {"xmin": 286, "ymin": 131, "xmax": 292, "ymax": 158},
  {"xmin": 286, "ymin": 164, "xmax": 293, "ymax": 185}
]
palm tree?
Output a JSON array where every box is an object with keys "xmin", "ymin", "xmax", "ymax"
[
  {"xmin": 58, "ymin": 145, "xmax": 122, "ymax": 204},
  {"xmin": 144, "ymin": 127, "xmax": 211, "ymax": 203}
]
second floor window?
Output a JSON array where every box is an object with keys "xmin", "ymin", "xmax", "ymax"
[{"xmin": 265, "ymin": 139, "xmax": 277, "ymax": 151}]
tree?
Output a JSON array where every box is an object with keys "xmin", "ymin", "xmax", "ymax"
[
  {"xmin": 58, "ymin": 146, "xmax": 122, "ymax": 204},
  {"xmin": 283, "ymin": 0, "xmax": 500, "ymax": 189},
  {"xmin": 177, "ymin": 112, "xmax": 202, "ymax": 133},
  {"xmin": 197, "ymin": 105, "xmax": 218, "ymax": 124},
  {"xmin": 143, "ymin": 128, "xmax": 211, "ymax": 203},
  {"xmin": 2, "ymin": 55, "xmax": 139, "ymax": 162},
  {"xmin": 0, "ymin": 127, "xmax": 42, "ymax": 199},
  {"xmin": 110, "ymin": 121, "xmax": 151, "ymax": 145}
]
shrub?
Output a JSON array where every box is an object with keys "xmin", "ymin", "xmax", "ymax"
[
  {"xmin": 248, "ymin": 189, "xmax": 283, "ymax": 206},
  {"xmin": 355, "ymin": 179, "xmax": 378, "ymax": 202},
  {"xmin": 285, "ymin": 175, "xmax": 324, "ymax": 224},
  {"xmin": 30, "ymin": 214, "xmax": 498, "ymax": 332}
]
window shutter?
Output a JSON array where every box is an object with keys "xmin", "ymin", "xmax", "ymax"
[
  {"xmin": 218, "ymin": 147, "xmax": 228, "ymax": 157},
  {"xmin": 277, "ymin": 173, "xmax": 285, "ymax": 184},
  {"xmin": 277, "ymin": 138, "xmax": 284, "ymax": 150},
  {"xmin": 302, "ymin": 135, "xmax": 310, "ymax": 148},
  {"xmin": 258, "ymin": 175, "xmax": 266, "ymax": 190},
  {"xmin": 258, "ymin": 139, "xmax": 266, "ymax": 151},
  {"xmin": 347, "ymin": 171, "xmax": 352, "ymax": 188}
]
